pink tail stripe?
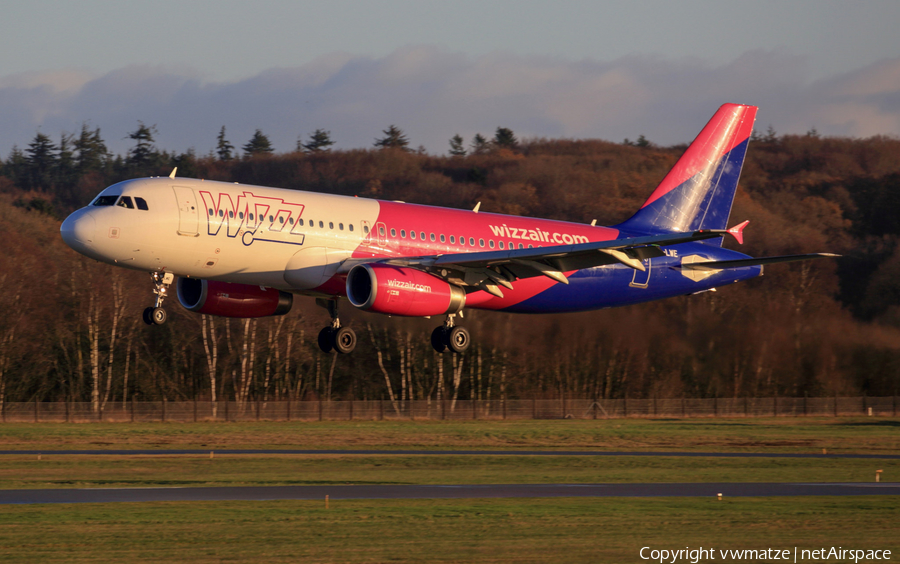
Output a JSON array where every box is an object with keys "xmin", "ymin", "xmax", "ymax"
[{"xmin": 641, "ymin": 104, "xmax": 757, "ymax": 209}]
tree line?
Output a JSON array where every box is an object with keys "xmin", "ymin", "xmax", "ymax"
[{"xmin": 1, "ymin": 124, "xmax": 898, "ymax": 410}]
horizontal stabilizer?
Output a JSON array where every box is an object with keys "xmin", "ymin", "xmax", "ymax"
[{"xmin": 680, "ymin": 253, "xmax": 840, "ymax": 272}]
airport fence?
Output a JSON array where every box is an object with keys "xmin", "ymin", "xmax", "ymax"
[{"xmin": 0, "ymin": 396, "xmax": 897, "ymax": 423}]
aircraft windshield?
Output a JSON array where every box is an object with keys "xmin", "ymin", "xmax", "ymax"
[{"xmin": 93, "ymin": 195, "xmax": 119, "ymax": 206}]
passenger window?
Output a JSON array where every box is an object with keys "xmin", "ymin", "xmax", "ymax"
[
  {"xmin": 489, "ymin": 240, "xmax": 495, "ymax": 249},
  {"xmin": 249, "ymin": 213, "xmax": 254, "ymax": 221},
  {"xmin": 339, "ymin": 223, "xmax": 344, "ymax": 230},
  {"xmin": 219, "ymin": 210, "xmax": 224, "ymax": 217},
  {"xmin": 270, "ymin": 215, "xmax": 275, "ymax": 222},
  {"xmin": 93, "ymin": 195, "xmax": 119, "ymax": 206},
  {"xmin": 401, "ymin": 229, "xmax": 406, "ymax": 238},
  {"xmin": 469, "ymin": 237, "xmax": 475, "ymax": 246},
  {"xmin": 288, "ymin": 217, "xmax": 294, "ymax": 225},
  {"xmin": 450, "ymin": 235, "xmax": 455, "ymax": 244},
  {"xmin": 116, "ymin": 196, "xmax": 134, "ymax": 209},
  {"xmin": 229, "ymin": 211, "xmax": 234, "ymax": 218},
  {"xmin": 363, "ymin": 225, "xmax": 369, "ymax": 233},
  {"xmin": 379, "ymin": 226, "xmax": 385, "ymax": 236},
  {"xmin": 329, "ymin": 222, "xmax": 334, "ymax": 229},
  {"xmin": 528, "ymin": 244, "xmax": 533, "ymax": 248},
  {"xmin": 479, "ymin": 239, "xmax": 485, "ymax": 247},
  {"xmin": 298, "ymin": 218, "xmax": 303, "ymax": 226},
  {"xmin": 319, "ymin": 221, "xmax": 324, "ymax": 228},
  {"xmin": 499, "ymin": 241, "xmax": 504, "ymax": 249},
  {"xmin": 349, "ymin": 224, "xmax": 354, "ymax": 232},
  {"xmin": 279, "ymin": 216, "xmax": 284, "ymax": 224},
  {"xmin": 135, "ymin": 197, "xmax": 149, "ymax": 210},
  {"xmin": 391, "ymin": 228, "xmax": 396, "ymax": 237},
  {"xmin": 440, "ymin": 234, "xmax": 445, "ymax": 243},
  {"xmin": 518, "ymin": 243, "xmax": 524, "ymax": 249},
  {"xmin": 411, "ymin": 231, "xmax": 417, "ymax": 240},
  {"xmin": 239, "ymin": 212, "xmax": 244, "ymax": 219},
  {"xmin": 209, "ymin": 208, "xmax": 215, "ymax": 215},
  {"xmin": 420, "ymin": 231, "xmax": 425, "ymax": 240}
]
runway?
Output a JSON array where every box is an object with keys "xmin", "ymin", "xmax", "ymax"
[
  {"xmin": 1, "ymin": 482, "xmax": 897, "ymax": 505},
  {"xmin": 1, "ymin": 449, "xmax": 898, "ymax": 459}
]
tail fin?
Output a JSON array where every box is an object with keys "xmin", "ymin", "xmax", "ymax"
[{"xmin": 616, "ymin": 103, "xmax": 757, "ymax": 236}]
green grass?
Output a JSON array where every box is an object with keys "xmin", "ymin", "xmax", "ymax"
[
  {"xmin": 1, "ymin": 417, "xmax": 899, "ymax": 454},
  {"xmin": 0, "ymin": 497, "xmax": 897, "ymax": 563},
  {"xmin": 0, "ymin": 454, "xmax": 896, "ymax": 489}
]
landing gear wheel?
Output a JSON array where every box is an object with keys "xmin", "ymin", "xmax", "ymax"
[
  {"xmin": 142, "ymin": 307, "xmax": 154, "ymax": 326},
  {"xmin": 333, "ymin": 327, "xmax": 357, "ymax": 354},
  {"xmin": 151, "ymin": 307, "xmax": 167, "ymax": 325},
  {"xmin": 447, "ymin": 326, "xmax": 470, "ymax": 354},
  {"xmin": 317, "ymin": 327, "xmax": 335, "ymax": 353},
  {"xmin": 431, "ymin": 326, "xmax": 448, "ymax": 353}
]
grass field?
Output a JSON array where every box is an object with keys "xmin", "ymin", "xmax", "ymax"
[
  {"xmin": 0, "ymin": 497, "xmax": 897, "ymax": 563},
  {"xmin": 0, "ymin": 418, "xmax": 897, "ymax": 562},
  {"xmin": 1, "ymin": 417, "xmax": 898, "ymax": 453}
]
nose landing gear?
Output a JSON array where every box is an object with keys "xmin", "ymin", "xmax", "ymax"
[
  {"xmin": 431, "ymin": 314, "xmax": 470, "ymax": 354},
  {"xmin": 143, "ymin": 271, "xmax": 174, "ymax": 325},
  {"xmin": 316, "ymin": 298, "xmax": 357, "ymax": 354}
]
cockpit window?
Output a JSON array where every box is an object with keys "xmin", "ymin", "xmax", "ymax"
[
  {"xmin": 93, "ymin": 195, "xmax": 119, "ymax": 206},
  {"xmin": 117, "ymin": 196, "xmax": 134, "ymax": 209},
  {"xmin": 135, "ymin": 197, "xmax": 149, "ymax": 210}
]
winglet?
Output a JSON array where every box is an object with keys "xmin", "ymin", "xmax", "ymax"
[
  {"xmin": 169, "ymin": 167, "xmax": 177, "ymax": 179},
  {"xmin": 727, "ymin": 220, "xmax": 749, "ymax": 245}
]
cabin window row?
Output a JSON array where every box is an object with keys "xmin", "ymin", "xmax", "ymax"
[{"xmin": 379, "ymin": 226, "xmax": 530, "ymax": 250}]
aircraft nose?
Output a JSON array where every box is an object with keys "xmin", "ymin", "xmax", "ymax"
[{"xmin": 60, "ymin": 210, "xmax": 96, "ymax": 250}]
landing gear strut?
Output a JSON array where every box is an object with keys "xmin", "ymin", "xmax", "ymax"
[
  {"xmin": 143, "ymin": 271, "xmax": 174, "ymax": 326},
  {"xmin": 431, "ymin": 313, "xmax": 470, "ymax": 354},
  {"xmin": 316, "ymin": 298, "xmax": 357, "ymax": 354}
]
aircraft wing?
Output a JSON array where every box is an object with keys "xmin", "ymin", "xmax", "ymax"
[{"xmin": 339, "ymin": 228, "xmax": 740, "ymax": 298}]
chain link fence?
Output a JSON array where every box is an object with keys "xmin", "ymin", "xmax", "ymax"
[{"xmin": 0, "ymin": 396, "xmax": 897, "ymax": 423}]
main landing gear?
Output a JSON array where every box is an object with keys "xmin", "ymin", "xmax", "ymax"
[
  {"xmin": 142, "ymin": 271, "xmax": 174, "ymax": 326},
  {"xmin": 431, "ymin": 314, "xmax": 470, "ymax": 354},
  {"xmin": 316, "ymin": 298, "xmax": 357, "ymax": 354}
]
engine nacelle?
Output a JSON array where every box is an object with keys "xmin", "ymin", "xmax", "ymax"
[
  {"xmin": 346, "ymin": 264, "xmax": 465, "ymax": 317},
  {"xmin": 176, "ymin": 278, "xmax": 293, "ymax": 318}
]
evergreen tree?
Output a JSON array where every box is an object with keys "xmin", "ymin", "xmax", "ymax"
[
  {"xmin": 216, "ymin": 126, "xmax": 234, "ymax": 161},
  {"xmin": 127, "ymin": 121, "xmax": 158, "ymax": 167},
  {"xmin": 449, "ymin": 134, "xmax": 467, "ymax": 157},
  {"xmin": 74, "ymin": 124, "xmax": 108, "ymax": 173},
  {"xmin": 300, "ymin": 129, "xmax": 335, "ymax": 153},
  {"xmin": 493, "ymin": 127, "xmax": 518, "ymax": 149},
  {"xmin": 635, "ymin": 134, "xmax": 651, "ymax": 148},
  {"xmin": 56, "ymin": 133, "xmax": 77, "ymax": 188},
  {"xmin": 471, "ymin": 133, "xmax": 489, "ymax": 155},
  {"xmin": 25, "ymin": 131, "xmax": 58, "ymax": 190},
  {"xmin": 4, "ymin": 146, "xmax": 28, "ymax": 188},
  {"xmin": 243, "ymin": 129, "xmax": 274, "ymax": 156},
  {"xmin": 374, "ymin": 125, "xmax": 409, "ymax": 150}
]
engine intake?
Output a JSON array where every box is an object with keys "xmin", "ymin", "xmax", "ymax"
[
  {"xmin": 177, "ymin": 278, "xmax": 293, "ymax": 318},
  {"xmin": 346, "ymin": 264, "xmax": 465, "ymax": 317}
]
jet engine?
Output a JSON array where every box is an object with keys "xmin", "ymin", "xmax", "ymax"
[
  {"xmin": 176, "ymin": 278, "xmax": 293, "ymax": 318},
  {"xmin": 346, "ymin": 264, "xmax": 465, "ymax": 317}
]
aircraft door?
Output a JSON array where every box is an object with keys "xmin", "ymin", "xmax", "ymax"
[
  {"xmin": 629, "ymin": 258, "xmax": 651, "ymax": 288},
  {"xmin": 375, "ymin": 222, "xmax": 388, "ymax": 246},
  {"xmin": 173, "ymin": 186, "xmax": 199, "ymax": 236}
]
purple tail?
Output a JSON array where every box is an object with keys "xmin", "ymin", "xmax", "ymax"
[{"xmin": 616, "ymin": 104, "xmax": 757, "ymax": 238}]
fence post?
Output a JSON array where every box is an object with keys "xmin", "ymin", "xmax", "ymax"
[
  {"xmin": 803, "ymin": 394, "xmax": 807, "ymax": 416},
  {"xmin": 773, "ymin": 395, "xmax": 777, "ymax": 417},
  {"xmin": 502, "ymin": 398, "xmax": 506, "ymax": 420},
  {"xmin": 623, "ymin": 397, "xmax": 628, "ymax": 418},
  {"xmin": 379, "ymin": 399, "xmax": 384, "ymax": 421},
  {"xmin": 99, "ymin": 405, "xmax": 103, "ymax": 423},
  {"xmin": 744, "ymin": 397, "xmax": 749, "ymax": 417},
  {"xmin": 834, "ymin": 394, "xmax": 838, "ymax": 417},
  {"xmin": 1, "ymin": 398, "xmax": 4, "ymax": 423},
  {"xmin": 256, "ymin": 400, "xmax": 261, "ymax": 421},
  {"xmin": 593, "ymin": 398, "xmax": 598, "ymax": 420},
  {"xmin": 473, "ymin": 399, "xmax": 477, "ymax": 420},
  {"xmin": 532, "ymin": 397, "xmax": 536, "ymax": 419},
  {"xmin": 34, "ymin": 399, "xmax": 38, "ymax": 423},
  {"xmin": 131, "ymin": 398, "xmax": 135, "ymax": 422},
  {"xmin": 863, "ymin": 394, "xmax": 867, "ymax": 415},
  {"xmin": 318, "ymin": 398, "xmax": 323, "ymax": 421},
  {"xmin": 287, "ymin": 399, "xmax": 291, "ymax": 422},
  {"xmin": 193, "ymin": 399, "xmax": 198, "ymax": 422},
  {"xmin": 713, "ymin": 397, "xmax": 718, "ymax": 417},
  {"xmin": 561, "ymin": 394, "xmax": 566, "ymax": 419},
  {"xmin": 894, "ymin": 395, "xmax": 897, "ymax": 418},
  {"xmin": 653, "ymin": 397, "xmax": 657, "ymax": 417},
  {"xmin": 162, "ymin": 398, "xmax": 167, "ymax": 423},
  {"xmin": 65, "ymin": 401, "xmax": 70, "ymax": 423},
  {"xmin": 681, "ymin": 398, "xmax": 686, "ymax": 418},
  {"xmin": 349, "ymin": 400, "xmax": 353, "ymax": 421}
]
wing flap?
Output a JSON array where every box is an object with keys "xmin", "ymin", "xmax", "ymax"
[{"xmin": 679, "ymin": 253, "xmax": 840, "ymax": 271}]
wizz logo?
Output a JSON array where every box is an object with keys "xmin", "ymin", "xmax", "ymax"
[{"xmin": 199, "ymin": 190, "xmax": 306, "ymax": 246}]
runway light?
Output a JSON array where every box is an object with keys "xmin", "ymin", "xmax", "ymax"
[
  {"xmin": 717, "ymin": 493, "xmax": 722, "ymax": 500},
  {"xmin": 876, "ymin": 470, "xmax": 883, "ymax": 483},
  {"xmin": 326, "ymin": 494, "xmax": 330, "ymax": 509},
  {"xmin": 210, "ymin": 451, "xmax": 214, "ymax": 459}
]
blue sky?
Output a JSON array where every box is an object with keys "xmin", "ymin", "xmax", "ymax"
[{"xmin": 1, "ymin": 1, "xmax": 898, "ymax": 155}]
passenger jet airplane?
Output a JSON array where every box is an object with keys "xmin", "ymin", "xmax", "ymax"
[{"xmin": 60, "ymin": 104, "xmax": 836, "ymax": 354}]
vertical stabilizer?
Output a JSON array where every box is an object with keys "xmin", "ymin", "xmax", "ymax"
[{"xmin": 616, "ymin": 104, "xmax": 757, "ymax": 236}]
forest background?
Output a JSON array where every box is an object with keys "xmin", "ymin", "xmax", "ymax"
[{"xmin": 0, "ymin": 123, "xmax": 898, "ymax": 411}]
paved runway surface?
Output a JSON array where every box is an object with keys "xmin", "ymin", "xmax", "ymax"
[
  {"xmin": 1, "ymin": 482, "xmax": 897, "ymax": 505},
  {"xmin": 1, "ymin": 449, "xmax": 898, "ymax": 459}
]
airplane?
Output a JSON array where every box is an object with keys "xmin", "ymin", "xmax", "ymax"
[{"xmin": 60, "ymin": 104, "xmax": 837, "ymax": 355}]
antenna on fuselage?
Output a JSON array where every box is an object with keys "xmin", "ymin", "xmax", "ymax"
[
  {"xmin": 169, "ymin": 167, "xmax": 177, "ymax": 179},
  {"xmin": 473, "ymin": 202, "xmax": 481, "ymax": 213}
]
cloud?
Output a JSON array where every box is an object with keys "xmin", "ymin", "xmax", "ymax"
[{"xmin": 1, "ymin": 47, "xmax": 899, "ymax": 158}]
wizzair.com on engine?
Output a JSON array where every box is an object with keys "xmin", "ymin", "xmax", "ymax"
[{"xmin": 60, "ymin": 104, "xmax": 838, "ymax": 355}]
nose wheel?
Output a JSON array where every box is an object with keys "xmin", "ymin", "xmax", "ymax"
[
  {"xmin": 315, "ymin": 298, "xmax": 357, "ymax": 354},
  {"xmin": 431, "ymin": 314, "xmax": 470, "ymax": 354},
  {"xmin": 143, "ymin": 271, "xmax": 174, "ymax": 326}
]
